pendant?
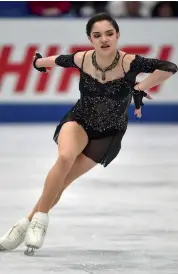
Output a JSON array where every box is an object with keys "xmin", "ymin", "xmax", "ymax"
[{"xmin": 102, "ymin": 73, "xmax": 106, "ymax": 81}]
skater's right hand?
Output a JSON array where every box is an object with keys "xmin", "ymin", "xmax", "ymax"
[{"xmin": 33, "ymin": 53, "xmax": 50, "ymax": 73}]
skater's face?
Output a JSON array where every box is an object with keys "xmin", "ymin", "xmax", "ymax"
[{"xmin": 89, "ymin": 20, "xmax": 119, "ymax": 55}]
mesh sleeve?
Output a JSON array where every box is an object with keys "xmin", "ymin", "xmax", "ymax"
[{"xmin": 130, "ymin": 55, "xmax": 178, "ymax": 74}]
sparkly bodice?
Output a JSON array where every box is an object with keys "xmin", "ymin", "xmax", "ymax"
[
  {"xmin": 55, "ymin": 51, "xmax": 177, "ymax": 133},
  {"xmin": 72, "ymin": 71, "xmax": 133, "ymax": 132}
]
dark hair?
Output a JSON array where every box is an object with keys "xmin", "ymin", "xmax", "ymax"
[{"xmin": 86, "ymin": 12, "xmax": 119, "ymax": 37}]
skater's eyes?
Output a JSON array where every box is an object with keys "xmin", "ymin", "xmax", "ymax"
[
  {"xmin": 92, "ymin": 30, "xmax": 114, "ymax": 39},
  {"xmin": 93, "ymin": 34, "xmax": 101, "ymax": 38}
]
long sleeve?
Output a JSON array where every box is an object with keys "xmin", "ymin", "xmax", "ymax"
[
  {"xmin": 55, "ymin": 53, "xmax": 78, "ymax": 68},
  {"xmin": 130, "ymin": 55, "xmax": 178, "ymax": 74}
]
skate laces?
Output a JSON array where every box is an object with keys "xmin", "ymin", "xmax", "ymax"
[
  {"xmin": 7, "ymin": 224, "xmax": 26, "ymax": 241},
  {"xmin": 30, "ymin": 220, "xmax": 47, "ymax": 236}
]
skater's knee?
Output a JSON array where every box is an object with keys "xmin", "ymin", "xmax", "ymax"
[{"xmin": 57, "ymin": 151, "xmax": 76, "ymax": 168}]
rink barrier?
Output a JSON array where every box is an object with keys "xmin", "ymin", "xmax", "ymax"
[{"xmin": 0, "ymin": 104, "xmax": 178, "ymax": 123}]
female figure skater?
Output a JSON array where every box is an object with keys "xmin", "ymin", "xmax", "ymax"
[{"xmin": 0, "ymin": 13, "xmax": 177, "ymax": 255}]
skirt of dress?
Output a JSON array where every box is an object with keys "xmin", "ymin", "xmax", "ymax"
[{"xmin": 53, "ymin": 109, "xmax": 127, "ymax": 167}]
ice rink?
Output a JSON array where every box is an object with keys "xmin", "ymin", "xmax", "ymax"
[{"xmin": 0, "ymin": 124, "xmax": 178, "ymax": 274}]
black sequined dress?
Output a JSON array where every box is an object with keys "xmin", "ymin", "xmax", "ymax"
[{"xmin": 53, "ymin": 51, "xmax": 177, "ymax": 167}]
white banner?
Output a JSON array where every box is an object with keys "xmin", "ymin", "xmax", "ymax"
[{"xmin": 0, "ymin": 19, "xmax": 178, "ymax": 103}]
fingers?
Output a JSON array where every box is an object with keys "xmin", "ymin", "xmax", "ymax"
[
  {"xmin": 33, "ymin": 52, "xmax": 41, "ymax": 59},
  {"xmin": 146, "ymin": 94, "xmax": 153, "ymax": 100},
  {"xmin": 134, "ymin": 108, "xmax": 142, "ymax": 118},
  {"xmin": 33, "ymin": 52, "xmax": 48, "ymax": 73}
]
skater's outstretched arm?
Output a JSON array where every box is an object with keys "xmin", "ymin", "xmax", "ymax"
[
  {"xmin": 35, "ymin": 54, "xmax": 57, "ymax": 68},
  {"xmin": 33, "ymin": 51, "xmax": 85, "ymax": 70}
]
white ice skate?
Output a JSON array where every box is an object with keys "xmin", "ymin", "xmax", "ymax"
[
  {"xmin": 24, "ymin": 212, "xmax": 49, "ymax": 256},
  {"xmin": 0, "ymin": 218, "xmax": 30, "ymax": 251}
]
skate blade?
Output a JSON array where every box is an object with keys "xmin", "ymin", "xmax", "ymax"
[
  {"xmin": 24, "ymin": 246, "xmax": 36, "ymax": 256},
  {"xmin": 0, "ymin": 244, "xmax": 6, "ymax": 251}
]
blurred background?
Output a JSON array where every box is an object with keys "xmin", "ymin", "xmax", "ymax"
[{"xmin": 0, "ymin": 2, "xmax": 178, "ymax": 273}]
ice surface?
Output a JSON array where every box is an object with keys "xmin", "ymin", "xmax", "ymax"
[{"xmin": 0, "ymin": 124, "xmax": 178, "ymax": 274}]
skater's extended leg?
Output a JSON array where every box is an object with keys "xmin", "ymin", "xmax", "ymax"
[
  {"xmin": 24, "ymin": 122, "xmax": 89, "ymax": 253},
  {"xmin": 0, "ymin": 122, "xmax": 89, "ymax": 252},
  {"xmin": 28, "ymin": 153, "xmax": 96, "ymax": 220}
]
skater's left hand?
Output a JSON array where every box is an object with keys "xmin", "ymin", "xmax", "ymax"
[
  {"xmin": 134, "ymin": 93, "xmax": 152, "ymax": 118},
  {"xmin": 134, "ymin": 107, "xmax": 142, "ymax": 118}
]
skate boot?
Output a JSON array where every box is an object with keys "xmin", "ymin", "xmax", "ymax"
[
  {"xmin": 0, "ymin": 218, "xmax": 30, "ymax": 251},
  {"xmin": 24, "ymin": 212, "xmax": 49, "ymax": 256}
]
